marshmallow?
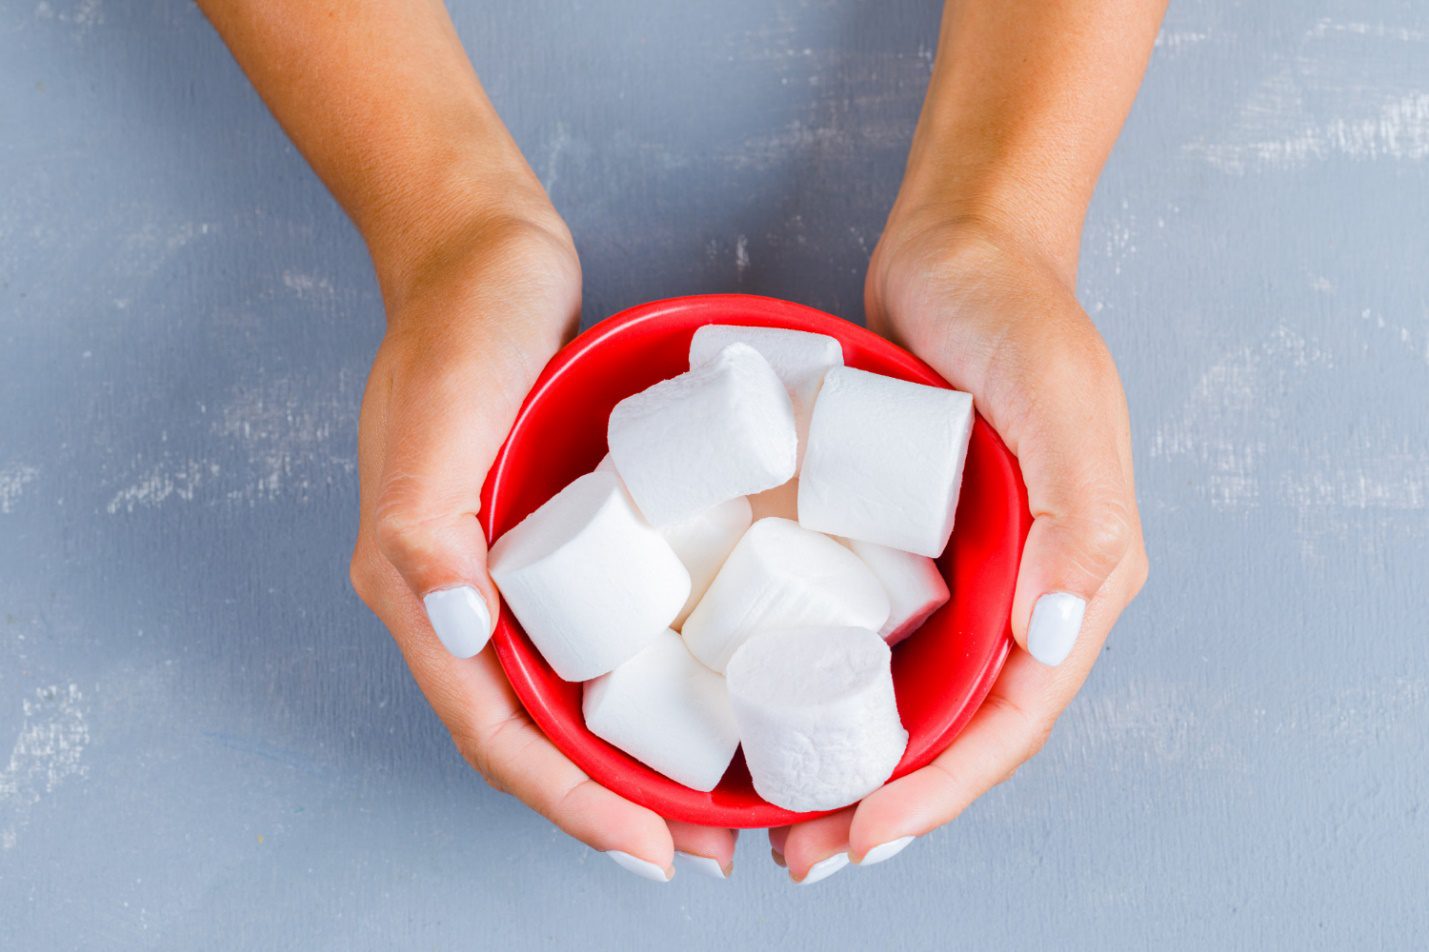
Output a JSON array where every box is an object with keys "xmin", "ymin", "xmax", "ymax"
[
  {"xmin": 583, "ymin": 630, "xmax": 740, "ymax": 791},
  {"xmin": 661, "ymin": 496, "xmax": 754, "ymax": 628},
  {"xmin": 747, "ymin": 478, "xmax": 799, "ymax": 523},
  {"xmin": 592, "ymin": 454, "xmax": 752, "ymax": 628},
  {"xmin": 608, "ymin": 343, "xmax": 797, "ymax": 526},
  {"xmin": 841, "ymin": 538, "xmax": 950, "ymax": 645},
  {"xmin": 489, "ymin": 471, "xmax": 691, "ymax": 682},
  {"xmin": 799, "ymin": 367, "xmax": 974, "ymax": 558},
  {"xmin": 689, "ymin": 325, "xmax": 842, "ymax": 464},
  {"xmin": 726, "ymin": 626, "xmax": 907, "ymax": 812},
  {"xmin": 681, "ymin": 517, "xmax": 890, "ymax": 672}
]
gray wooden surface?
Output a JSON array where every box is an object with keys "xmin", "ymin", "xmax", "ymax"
[{"xmin": 2, "ymin": 1, "xmax": 1426, "ymax": 948}]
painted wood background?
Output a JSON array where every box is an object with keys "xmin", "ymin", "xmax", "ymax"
[{"xmin": 2, "ymin": 0, "xmax": 1425, "ymax": 947}]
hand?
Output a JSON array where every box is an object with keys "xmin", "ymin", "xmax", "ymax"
[
  {"xmin": 348, "ymin": 208, "xmax": 737, "ymax": 881},
  {"xmin": 769, "ymin": 213, "xmax": 1148, "ymax": 882}
]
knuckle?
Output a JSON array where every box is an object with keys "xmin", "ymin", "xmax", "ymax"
[
  {"xmin": 1129, "ymin": 547, "xmax": 1150, "ymax": 598},
  {"xmin": 348, "ymin": 556, "xmax": 372, "ymax": 604},
  {"xmin": 1024, "ymin": 720, "xmax": 1056, "ymax": 761},
  {"xmin": 1090, "ymin": 497, "xmax": 1136, "ymax": 555},
  {"xmin": 372, "ymin": 480, "xmax": 443, "ymax": 568},
  {"xmin": 348, "ymin": 543, "xmax": 383, "ymax": 606},
  {"xmin": 1039, "ymin": 307, "xmax": 1116, "ymax": 375},
  {"xmin": 453, "ymin": 731, "xmax": 507, "ymax": 794},
  {"xmin": 982, "ymin": 694, "xmax": 1056, "ymax": 781},
  {"xmin": 548, "ymin": 777, "xmax": 592, "ymax": 821},
  {"xmin": 453, "ymin": 711, "xmax": 536, "ymax": 799},
  {"xmin": 995, "ymin": 758, "xmax": 1026, "ymax": 786},
  {"xmin": 1067, "ymin": 494, "xmax": 1137, "ymax": 579},
  {"xmin": 1029, "ymin": 313, "xmax": 1113, "ymax": 386}
]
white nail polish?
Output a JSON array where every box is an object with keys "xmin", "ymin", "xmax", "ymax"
[
  {"xmin": 605, "ymin": 850, "xmax": 673, "ymax": 882},
  {"xmin": 798, "ymin": 852, "xmax": 849, "ymax": 886},
  {"xmin": 857, "ymin": 835, "xmax": 915, "ymax": 866},
  {"xmin": 675, "ymin": 851, "xmax": 729, "ymax": 880},
  {"xmin": 422, "ymin": 586, "xmax": 492, "ymax": 659},
  {"xmin": 1027, "ymin": 592, "xmax": 1086, "ymax": 667}
]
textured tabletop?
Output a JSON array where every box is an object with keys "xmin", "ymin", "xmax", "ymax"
[{"xmin": 2, "ymin": 1, "xmax": 1426, "ymax": 948}]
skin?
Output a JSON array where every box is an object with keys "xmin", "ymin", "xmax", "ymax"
[
  {"xmin": 773, "ymin": 0, "xmax": 1163, "ymax": 881},
  {"xmin": 198, "ymin": 0, "xmax": 1160, "ymax": 882}
]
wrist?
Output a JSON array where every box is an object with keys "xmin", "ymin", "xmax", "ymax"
[
  {"xmin": 361, "ymin": 151, "xmax": 581, "ymax": 361},
  {"xmin": 884, "ymin": 168, "xmax": 1084, "ymax": 289},
  {"xmin": 372, "ymin": 199, "xmax": 581, "ymax": 390},
  {"xmin": 332, "ymin": 100, "xmax": 568, "ymax": 304},
  {"xmin": 365, "ymin": 171, "xmax": 575, "ymax": 312},
  {"xmin": 866, "ymin": 206, "xmax": 1085, "ymax": 351},
  {"xmin": 872, "ymin": 201, "xmax": 1075, "ymax": 302}
]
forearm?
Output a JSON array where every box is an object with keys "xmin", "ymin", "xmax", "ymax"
[
  {"xmin": 894, "ymin": 0, "xmax": 1166, "ymax": 278},
  {"xmin": 197, "ymin": 0, "xmax": 559, "ymax": 295}
]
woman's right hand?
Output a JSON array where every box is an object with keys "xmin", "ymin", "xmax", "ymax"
[{"xmin": 348, "ymin": 205, "xmax": 737, "ymax": 881}]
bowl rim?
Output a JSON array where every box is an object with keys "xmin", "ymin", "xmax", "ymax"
[{"xmin": 481, "ymin": 293, "xmax": 1029, "ymax": 828}]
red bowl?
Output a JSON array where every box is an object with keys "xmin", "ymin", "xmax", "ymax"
[{"xmin": 481, "ymin": 294, "xmax": 1031, "ymax": 828}]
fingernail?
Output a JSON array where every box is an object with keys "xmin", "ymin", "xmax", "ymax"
[
  {"xmin": 796, "ymin": 852, "xmax": 849, "ymax": 886},
  {"xmin": 676, "ymin": 851, "xmax": 730, "ymax": 880},
  {"xmin": 422, "ymin": 585, "xmax": 492, "ymax": 659},
  {"xmin": 770, "ymin": 848, "xmax": 787, "ymax": 868},
  {"xmin": 604, "ymin": 851, "xmax": 674, "ymax": 882},
  {"xmin": 856, "ymin": 835, "xmax": 915, "ymax": 866},
  {"xmin": 1027, "ymin": 592, "xmax": 1086, "ymax": 667}
]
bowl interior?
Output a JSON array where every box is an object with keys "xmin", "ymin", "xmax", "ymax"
[{"xmin": 481, "ymin": 294, "xmax": 1030, "ymax": 828}]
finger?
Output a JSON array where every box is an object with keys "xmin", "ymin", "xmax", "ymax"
[
  {"xmin": 668, "ymin": 822, "xmax": 738, "ymax": 880},
  {"xmin": 849, "ymin": 652, "xmax": 1051, "ymax": 851},
  {"xmin": 767, "ymin": 825, "xmax": 790, "ymax": 867},
  {"xmin": 779, "ymin": 809, "xmax": 854, "ymax": 885},
  {"xmin": 363, "ymin": 557, "xmax": 677, "ymax": 879},
  {"xmin": 848, "ymin": 552, "xmax": 1143, "ymax": 854},
  {"xmin": 370, "ymin": 320, "xmax": 559, "ymax": 659},
  {"xmin": 470, "ymin": 689, "xmax": 676, "ymax": 881},
  {"xmin": 1003, "ymin": 333, "xmax": 1138, "ymax": 668}
]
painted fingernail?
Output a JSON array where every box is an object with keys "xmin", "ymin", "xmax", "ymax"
[
  {"xmin": 676, "ymin": 851, "xmax": 730, "ymax": 880},
  {"xmin": 1027, "ymin": 592, "xmax": 1086, "ymax": 667},
  {"xmin": 857, "ymin": 835, "xmax": 915, "ymax": 866},
  {"xmin": 604, "ymin": 851, "xmax": 674, "ymax": 882},
  {"xmin": 796, "ymin": 852, "xmax": 849, "ymax": 886},
  {"xmin": 422, "ymin": 585, "xmax": 492, "ymax": 659},
  {"xmin": 770, "ymin": 848, "xmax": 787, "ymax": 868}
]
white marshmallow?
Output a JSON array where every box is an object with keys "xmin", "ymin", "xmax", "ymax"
[
  {"xmin": 747, "ymin": 478, "xmax": 799, "ymax": 523},
  {"xmin": 841, "ymin": 538, "xmax": 950, "ymax": 646},
  {"xmin": 488, "ymin": 471, "xmax": 691, "ymax": 682},
  {"xmin": 799, "ymin": 367, "xmax": 974, "ymax": 558},
  {"xmin": 726, "ymin": 626, "xmax": 907, "ymax": 812},
  {"xmin": 681, "ymin": 517, "xmax": 890, "ymax": 672},
  {"xmin": 661, "ymin": 496, "xmax": 754, "ymax": 628},
  {"xmin": 608, "ymin": 343, "xmax": 797, "ymax": 526},
  {"xmin": 689, "ymin": 325, "xmax": 842, "ymax": 464},
  {"xmin": 593, "ymin": 454, "xmax": 752, "ymax": 628},
  {"xmin": 583, "ymin": 630, "xmax": 740, "ymax": 791}
]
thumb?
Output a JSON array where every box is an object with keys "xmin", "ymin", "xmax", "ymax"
[
  {"xmin": 371, "ymin": 323, "xmax": 552, "ymax": 659},
  {"xmin": 1004, "ymin": 345, "xmax": 1139, "ymax": 669}
]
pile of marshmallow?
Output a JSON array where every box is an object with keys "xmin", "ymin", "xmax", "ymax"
[{"xmin": 489, "ymin": 325, "xmax": 974, "ymax": 812}]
